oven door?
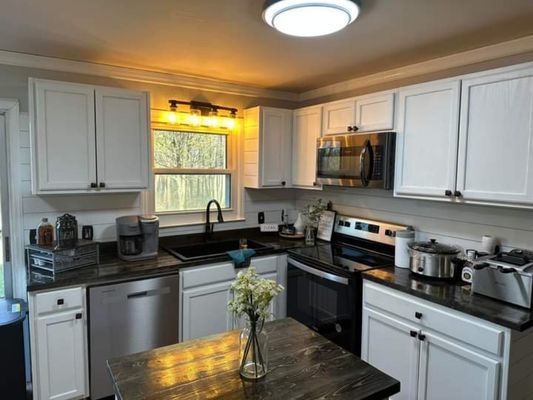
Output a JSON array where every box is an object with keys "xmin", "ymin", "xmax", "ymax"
[
  {"xmin": 316, "ymin": 132, "xmax": 395, "ymax": 189},
  {"xmin": 287, "ymin": 257, "xmax": 356, "ymax": 353}
]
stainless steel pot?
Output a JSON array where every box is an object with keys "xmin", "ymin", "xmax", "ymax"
[{"xmin": 408, "ymin": 239, "xmax": 461, "ymax": 279}]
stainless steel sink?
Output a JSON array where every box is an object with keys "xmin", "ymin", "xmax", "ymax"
[{"xmin": 165, "ymin": 239, "xmax": 272, "ymax": 261}]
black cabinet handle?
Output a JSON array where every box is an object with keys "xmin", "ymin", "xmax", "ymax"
[
  {"xmin": 415, "ymin": 312, "xmax": 423, "ymax": 319},
  {"xmin": 445, "ymin": 190, "xmax": 453, "ymax": 196},
  {"xmin": 454, "ymin": 190, "xmax": 462, "ymax": 197},
  {"xmin": 347, "ymin": 126, "xmax": 353, "ymax": 132},
  {"xmin": 418, "ymin": 333, "xmax": 426, "ymax": 341},
  {"xmin": 353, "ymin": 125, "xmax": 359, "ymax": 132},
  {"xmin": 90, "ymin": 182, "xmax": 97, "ymax": 188},
  {"xmin": 75, "ymin": 313, "xmax": 82, "ymax": 320},
  {"xmin": 57, "ymin": 299, "xmax": 64, "ymax": 305},
  {"xmin": 410, "ymin": 330, "xmax": 418, "ymax": 338},
  {"xmin": 99, "ymin": 182, "xmax": 106, "ymax": 188}
]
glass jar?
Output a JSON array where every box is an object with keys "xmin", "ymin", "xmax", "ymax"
[
  {"xmin": 239, "ymin": 317, "xmax": 268, "ymax": 380},
  {"xmin": 37, "ymin": 218, "xmax": 54, "ymax": 246},
  {"xmin": 305, "ymin": 225, "xmax": 316, "ymax": 246}
]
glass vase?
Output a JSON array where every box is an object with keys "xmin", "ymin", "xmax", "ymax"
[
  {"xmin": 305, "ymin": 225, "xmax": 316, "ymax": 246},
  {"xmin": 239, "ymin": 318, "xmax": 268, "ymax": 380}
]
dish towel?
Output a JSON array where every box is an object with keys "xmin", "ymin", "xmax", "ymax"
[{"xmin": 226, "ymin": 249, "xmax": 256, "ymax": 268}]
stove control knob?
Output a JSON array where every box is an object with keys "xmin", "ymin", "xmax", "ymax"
[{"xmin": 335, "ymin": 323, "xmax": 342, "ymax": 333}]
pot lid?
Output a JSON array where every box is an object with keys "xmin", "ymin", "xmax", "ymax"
[{"xmin": 408, "ymin": 239, "xmax": 460, "ymax": 255}]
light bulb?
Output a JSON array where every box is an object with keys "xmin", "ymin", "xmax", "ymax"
[
  {"xmin": 188, "ymin": 109, "xmax": 201, "ymax": 126},
  {"xmin": 167, "ymin": 111, "xmax": 178, "ymax": 124}
]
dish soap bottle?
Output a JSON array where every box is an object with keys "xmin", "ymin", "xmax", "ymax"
[{"xmin": 37, "ymin": 217, "xmax": 54, "ymax": 246}]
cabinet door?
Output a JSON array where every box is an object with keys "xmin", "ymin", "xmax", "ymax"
[
  {"xmin": 292, "ymin": 106, "xmax": 322, "ymax": 188},
  {"xmin": 457, "ymin": 67, "xmax": 533, "ymax": 204},
  {"xmin": 32, "ymin": 79, "xmax": 96, "ymax": 192},
  {"xmin": 95, "ymin": 87, "xmax": 150, "ymax": 190},
  {"xmin": 362, "ymin": 308, "xmax": 421, "ymax": 400},
  {"xmin": 418, "ymin": 331, "xmax": 500, "ymax": 400},
  {"xmin": 354, "ymin": 92, "xmax": 394, "ymax": 132},
  {"xmin": 261, "ymin": 108, "xmax": 292, "ymax": 187},
  {"xmin": 181, "ymin": 281, "xmax": 233, "ymax": 341},
  {"xmin": 322, "ymin": 99, "xmax": 356, "ymax": 135},
  {"xmin": 35, "ymin": 311, "xmax": 87, "ymax": 400},
  {"xmin": 395, "ymin": 80, "xmax": 461, "ymax": 198}
]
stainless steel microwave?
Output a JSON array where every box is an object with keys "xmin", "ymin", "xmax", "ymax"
[{"xmin": 316, "ymin": 132, "xmax": 396, "ymax": 189}]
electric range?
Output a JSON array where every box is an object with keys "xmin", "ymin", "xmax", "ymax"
[{"xmin": 287, "ymin": 214, "xmax": 407, "ymax": 355}]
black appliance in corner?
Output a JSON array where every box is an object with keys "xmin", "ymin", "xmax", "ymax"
[{"xmin": 287, "ymin": 215, "xmax": 406, "ymax": 355}]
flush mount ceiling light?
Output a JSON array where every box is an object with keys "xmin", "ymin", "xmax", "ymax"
[{"xmin": 263, "ymin": 0, "xmax": 360, "ymax": 37}]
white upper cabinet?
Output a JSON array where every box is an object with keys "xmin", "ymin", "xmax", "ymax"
[
  {"xmin": 322, "ymin": 92, "xmax": 395, "ymax": 135},
  {"xmin": 292, "ymin": 105, "xmax": 322, "ymax": 189},
  {"xmin": 395, "ymin": 80, "xmax": 461, "ymax": 199},
  {"xmin": 456, "ymin": 66, "xmax": 533, "ymax": 205},
  {"xmin": 32, "ymin": 79, "xmax": 97, "ymax": 192},
  {"xmin": 243, "ymin": 106, "xmax": 292, "ymax": 188},
  {"xmin": 95, "ymin": 87, "xmax": 150, "ymax": 190},
  {"xmin": 355, "ymin": 92, "xmax": 395, "ymax": 132},
  {"xmin": 322, "ymin": 98, "xmax": 356, "ymax": 135},
  {"xmin": 30, "ymin": 78, "xmax": 150, "ymax": 194}
]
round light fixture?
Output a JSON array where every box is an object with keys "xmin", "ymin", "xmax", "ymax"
[{"xmin": 263, "ymin": 0, "xmax": 360, "ymax": 37}]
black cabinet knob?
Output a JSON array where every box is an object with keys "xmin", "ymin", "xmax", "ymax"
[
  {"xmin": 347, "ymin": 126, "xmax": 353, "ymax": 132},
  {"xmin": 418, "ymin": 333, "xmax": 426, "ymax": 341},
  {"xmin": 353, "ymin": 125, "xmax": 359, "ymax": 132},
  {"xmin": 313, "ymin": 182, "xmax": 318, "ymax": 186},
  {"xmin": 75, "ymin": 313, "xmax": 82, "ymax": 320},
  {"xmin": 415, "ymin": 312, "xmax": 423, "ymax": 319},
  {"xmin": 445, "ymin": 190, "xmax": 453, "ymax": 196},
  {"xmin": 57, "ymin": 299, "xmax": 64, "ymax": 305},
  {"xmin": 99, "ymin": 182, "xmax": 106, "ymax": 188},
  {"xmin": 281, "ymin": 181, "xmax": 286, "ymax": 186},
  {"xmin": 410, "ymin": 330, "xmax": 418, "ymax": 338},
  {"xmin": 454, "ymin": 190, "xmax": 462, "ymax": 197},
  {"xmin": 90, "ymin": 182, "xmax": 97, "ymax": 188}
]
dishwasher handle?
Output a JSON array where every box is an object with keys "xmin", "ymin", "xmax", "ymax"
[
  {"xmin": 126, "ymin": 287, "xmax": 172, "ymax": 299},
  {"xmin": 127, "ymin": 290, "xmax": 148, "ymax": 299}
]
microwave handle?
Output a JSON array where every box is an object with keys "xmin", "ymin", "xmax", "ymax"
[{"xmin": 360, "ymin": 140, "xmax": 373, "ymax": 187}]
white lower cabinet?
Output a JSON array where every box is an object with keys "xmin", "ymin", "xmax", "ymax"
[
  {"xmin": 361, "ymin": 281, "xmax": 519, "ymax": 400},
  {"xmin": 179, "ymin": 255, "xmax": 287, "ymax": 341},
  {"xmin": 29, "ymin": 287, "xmax": 89, "ymax": 400}
]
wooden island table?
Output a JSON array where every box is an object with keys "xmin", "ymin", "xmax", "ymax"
[{"xmin": 107, "ymin": 318, "xmax": 400, "ymax": 400}]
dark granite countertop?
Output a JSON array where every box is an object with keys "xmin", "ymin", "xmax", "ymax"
[
  {"xmin": 363, "ymin": 267, "xmax": 533, "ymax": 331},
  {"xmin": 107, "ymin": 318, "xmax": 400, "ymax": 400},
  {"xmin": 27, "ymin": 228, "xmax": 308, "ymax": 292}
]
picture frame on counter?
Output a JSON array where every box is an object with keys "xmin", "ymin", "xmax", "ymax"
[{"xmin": 317, "ymin": 210, "xmax": 336, "ymax": 242}]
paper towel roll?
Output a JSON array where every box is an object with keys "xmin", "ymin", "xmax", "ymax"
[
  {"xmin": 481, "ymin": 235, "xmax": 498, "ymax": 254},
  {"xmin": 395, "ymin": 229, "xmax": 415, "ymax": 269}
]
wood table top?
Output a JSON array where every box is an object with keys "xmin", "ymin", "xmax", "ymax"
[{"xmin": 107, "ymin": 318, "xmax": 400, "ymax": 400}]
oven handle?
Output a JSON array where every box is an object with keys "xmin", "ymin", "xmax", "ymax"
[{"xmin": 288, "ymin": 258, "xmax": 350, "ymax": 286}]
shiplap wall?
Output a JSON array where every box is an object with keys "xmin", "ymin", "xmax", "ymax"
[
  {"xmin": 294, "ymin": 187, "xmax": 533, "ymax": 253},
  {"xmin": 18, "ymin": 112, "xmax": 296, "ymax": 243}
]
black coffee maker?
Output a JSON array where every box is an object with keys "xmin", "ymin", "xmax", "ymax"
[{"xmin": 116, "ymin": 215, "xmax": 159, "ymax": 261}]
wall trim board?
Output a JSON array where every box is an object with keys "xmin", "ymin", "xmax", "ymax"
[
  {"xmin": 298, "ymin": 34, "xmax": 533, "ymax": 101},
  {"xmin": 0, "ymin": 50, "xmax": 298, "ymax": 102},
  {"xmin": 0, "ymin": 99, "xmax": 25, "ymax": 298},
  {"xmin": 2, "ymin": 35, "xmax": 533, "ymax": 104}
]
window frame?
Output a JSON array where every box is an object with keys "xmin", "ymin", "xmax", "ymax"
[{"xmin": 147, "ymin": 112, "xmax": 243, "ymax": 228}]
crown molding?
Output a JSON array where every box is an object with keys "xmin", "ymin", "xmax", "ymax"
[
  {"xmin": 299, "ymin": 34, "xmax": 533, "ymax": 101},
  {"xmin": 0, "ymin": 50, "xmax": 299, "ymax": 101}
]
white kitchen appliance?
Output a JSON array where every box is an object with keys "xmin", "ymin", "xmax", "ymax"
[{"xmin": 472, "ymin": 249, "xmax": 533, "ymax": 308}]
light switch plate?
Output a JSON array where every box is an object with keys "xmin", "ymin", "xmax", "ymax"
[{"xmin": 260, "ymin": 223, "xmax": 279, "ymax": 232}]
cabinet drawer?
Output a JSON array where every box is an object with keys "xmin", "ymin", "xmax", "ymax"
[
  {"xmin": 34, "ymin": 287, "xmax": 84, "ymax": 314},
  {"xmin": 250, "ymin": 255, "xmax": 278, "ymax": 274},
  {"xmin": 363, "ymin": 281, "xmax": 505, "ymax": 356},
  {"xmin": 181, "ymin": 256, "xmax": 279, "ymax": 289}
]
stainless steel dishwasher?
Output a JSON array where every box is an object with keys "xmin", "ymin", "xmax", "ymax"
[{"xmin": 88, "ymin": 274, "xmax": 179, "ymax": 399}]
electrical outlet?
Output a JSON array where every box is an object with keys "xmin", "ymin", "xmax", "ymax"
[{"xmin": 258, "ymin": 212, "xmax": 265, "ymax": 224}]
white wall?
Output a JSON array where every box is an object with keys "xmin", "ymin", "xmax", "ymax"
[
  {"xmin": 294, "ymin": 187, "xmax": 533, "ymax": 253},
  {"xmin": 18, "ymin": 113, "xmax": 296, "ymax": 244}
]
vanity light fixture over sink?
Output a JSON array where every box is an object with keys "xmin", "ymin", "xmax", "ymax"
[
  {"xmin": 262, "ymin": 0, "xmax": 361, "ymax": 37},
  {"xmin": 166, "ymin": 99, "xmax": 237, "ymax": 130}
]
